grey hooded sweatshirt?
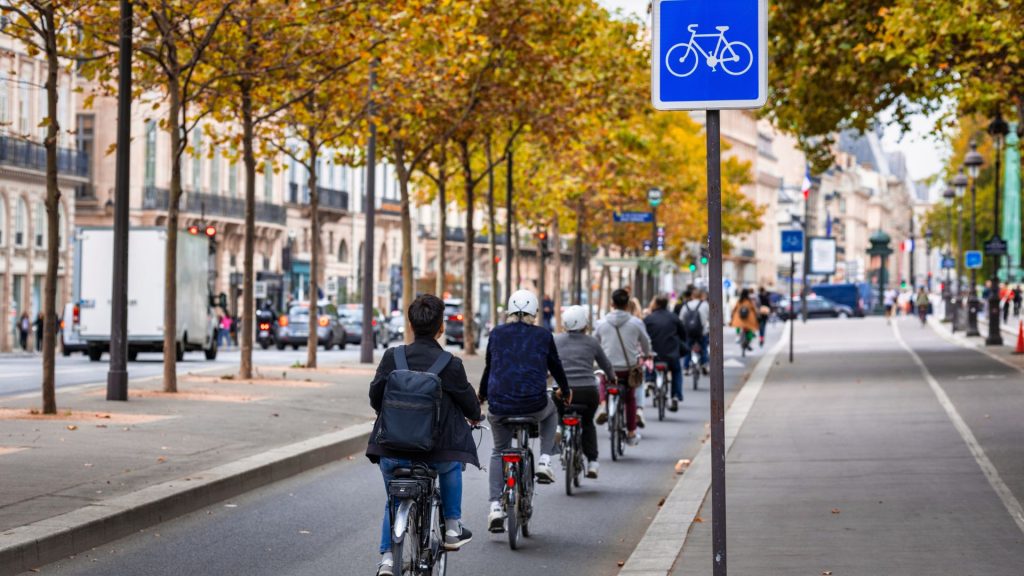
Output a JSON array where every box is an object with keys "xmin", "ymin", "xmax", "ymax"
[{"xmin": 594, "ymin": 309, "xmax": 652, "ymax": 371}]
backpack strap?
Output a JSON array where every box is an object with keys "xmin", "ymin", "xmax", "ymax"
[
  {"xmin": 426, "ymin": 351, "xmax": 453, "ymax": 376},
  {"xmin": 394, "ymin": 345, "xmax": 409, "ymax": 371}
]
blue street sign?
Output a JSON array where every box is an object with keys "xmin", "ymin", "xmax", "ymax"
[
  {"xmin": 781, "ymin": 229, "xmax": 804, "ymax": 254},
  {"xmin": 651, "ymin": 0, "xmax": 768, "ymax": 111},
  {"xmin": 643, "ymin": 239, "xmax": 653, "ymax": 252},
  {"xmin": 723, "ymin": 278, "xmax": 733, "ymax": 290},
  {"xmin": 965, "ymin": 250, "xmax": 983, "ymax": 270},
  {"xmin": 614, "ymin": 211, "xmax": 654, "ymax": 223},
  {"xmin": 941, "ymin": 257, "xmax": 956, "ymax": 270}
]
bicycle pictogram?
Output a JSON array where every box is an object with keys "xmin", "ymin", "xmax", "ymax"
[{"xmin": 665, "ymin": 24, "xmax": 753, "ymax": 78}]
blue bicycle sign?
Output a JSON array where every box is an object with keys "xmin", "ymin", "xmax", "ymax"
[
  {"xmin": 651, "ymin": 0, "xmax": 768, "ymax": 111},
  {"xmin": 665, "ymin": 24, "xmax": 753, "ymax": 78}
]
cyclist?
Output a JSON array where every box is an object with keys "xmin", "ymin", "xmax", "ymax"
[
  {"xmin": 643, "ymin": 294, "xmax": 687, "ymax": 412},
  {"xmin": 366, "ymin": 295, "xmax": 482, "ymax": 576},
  {"xmin": 594, "ymin": 289, "xmax": 652, "ymax": 446},
  {"xmin": 680, "ymin": 287, "xmax": 709, "ymax": 377},
  {"xmin": 479, "ymin": 289, "xmax": 571, "ymax": 531},
  {"xmin": 731, "ymin": 288, "xmax": 760, "ymax": 352},
  {"xmin": 915, "ymin": 286, "xmax": 930, "ymax": 326},
  {"xmin": 553, "ymin": 305, "xmax": 615, "ymax": 479}
]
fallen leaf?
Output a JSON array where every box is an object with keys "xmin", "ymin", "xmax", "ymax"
[
  {"xmin": 657, "ymin": 497, "xmax": 666, "ymax": 507},
  {"xmin": 66, "ymin": 425, "xmax": 78, "ymax": 431},
  {"xmin": 96, "ymin": 414, "xmax": 111, "ymax": 419},
  {"xmin": 822, "ymin": 571, "xmax": 833, "ymax": 575},
  {"xmin": 617, "ymin": 561, "xmax": 625, "ymax": 567},
  {"xmin": 693, "ymin": 516, "xmax": 703, "ymax": 523},
  {"xmin": 674, "ymin": 459, "xmax": 691, "ymax": 474},
  {"xmin": 831, "ymin": 508, "xmax": 841, "ymax": 514},
  {"xmin": 156, "ymin": 457, "xmax": 167, "ymax": 463}
]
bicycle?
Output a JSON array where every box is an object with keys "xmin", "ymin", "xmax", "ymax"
[
  {"xmin": 603, "ymin": 373, "xmax": 628, "ymax": 462},
  {"xmin": 690, "ymin": 343, "xmax": 702, "ymax": 391},
  {"xmin": 665, "ymin": 24, "xmax": 754, "ymax": 78},
  {"xmin": 559, "ymin": 404, "xmax": 585, "ymax": 496},
  {"xmin": 386, "ymin": 463, "xmax": 449, "ymax": 576},
  {"xmin": 650, "ymin": 359, "xmax": 669, "ymax": 422},
  {"xmin": 493, "ymin": 416, "xmax": 537, "ymax": 550}
]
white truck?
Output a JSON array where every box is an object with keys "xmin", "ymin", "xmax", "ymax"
[{"xmin": 75, "ymin": 227, "xmax": 218, "ymax": 362}]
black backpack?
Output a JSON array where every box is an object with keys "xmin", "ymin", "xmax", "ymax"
[
  {"xmin": 376, "ymin": 346, "xmax": 451, "ymax": 452},
  {"xmin": 682, "ymin": 302, "xmax": 703, "ymax": 338}
]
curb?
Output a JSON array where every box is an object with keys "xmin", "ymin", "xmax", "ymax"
[
  {"xmin": 618, "ymin": 323, "xmax": 788, "ymax": 576},
  {"xmin": 0, "ymin": 421, "xmax": 374, "ymax": 576}
]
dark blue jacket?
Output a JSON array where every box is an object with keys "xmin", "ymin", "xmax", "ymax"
[{"xmin": 478, "ymin": 321, "xmax": 570, "ymax": 416}]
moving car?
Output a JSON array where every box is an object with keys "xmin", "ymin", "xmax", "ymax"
[
  {"xmin": 443, "ymin": 299, "xmax": 481, "ymax": 347},
  {"xmin": 275, "ymin": 301, "xmax": 347, "ymax": 350},
  {"xmin": 60, "ymin": 302, "xmax": 88, "ymax": 356},
  {"xmin": 776, "ymin": 295, "xmax": 855, "ymax": 320},
  {"xmin": 809, "ymin": 283, "xmax": 866, "ymax": 317},
  {"xmin": 337, "ymin": 304, "xmax": 388, "ymax": 348}
]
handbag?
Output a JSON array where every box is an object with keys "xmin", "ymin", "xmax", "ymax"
[{"xmin": 613, "ymin": 324, "xmax": 644, "ymax": 389}]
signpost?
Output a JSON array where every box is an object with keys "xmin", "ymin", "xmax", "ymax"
[
  {"xmin": 613, "ymin": 211, "xmax": 654, "ymax": 223},
  {"xmin": 652, "ymin": 2, "xmax": 768, "ymax": 573},
  {"xmin": 941, "ymin": 256, "xmax": 956, "ymax": 270},
  {"xmin": 965, "ymin": 250, "xmax": 983, "ymax": 270},
  {"xmin": 984, "ymin": 235, "xmax": 1008, "ymax": 256},
  {"xmin": 781, "ymin": 229, "xmax": 803, "ymax": 364}
]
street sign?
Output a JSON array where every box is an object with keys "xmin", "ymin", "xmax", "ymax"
[
  {"xmin": 643, "ymin": 239, "xmax": 653, "ymax": 252},
  {"xmin": 651, "ymin": 0, "xmax": 768, "ymax": 110},
  {"xmin": 781, "ymin": 229, "xmax": 804, "ymax": 254},
  {"xmin": 984, "ymin": 235, "xmax": 1008, "ymax": 256},
  {"xmin": 656, "ymin": 226, "xmax": 666, "ymax": 238},
  {"xmin": 941, "ymin": 257, "xmax": 956, "ymax": 270},
  {"xmin": 656, "ymin": 235, "xmax": 665, "ymax": 252},
  {"xmin": 613, "ymin": 211, "xmax": 654, "ymax": 223},
  {"xmin": 965, "ymin": 250, "xmax": 983, "ymax": 269},
  {"xmin": 648, "ymin": 187, "xmax": 663, "ymax": 207},
  {"xmin": 808, "ymin": 237, "xmax": 837, "ymax": 275},
  {"xmin": 723, "ymin": 278, "xmax": 732, "ymax": 290},
  {"xmin": 253, "ymin": 281, "xmax": 268, "ymax": 299}
]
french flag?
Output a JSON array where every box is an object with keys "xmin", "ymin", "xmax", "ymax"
[{"xmin": 801, "ymin": 166, "xmax": 812, "ymax": 200}]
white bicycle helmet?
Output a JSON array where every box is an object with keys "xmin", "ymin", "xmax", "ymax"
[
  {"xmin": 507, "ymin": 289, "xmax": 539, "ymax": 317},
  {"xmin": 562, "ymin": 305, "xmax": 589, "ymax": 332}
]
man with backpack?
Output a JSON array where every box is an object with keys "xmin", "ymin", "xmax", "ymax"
[
  {"xmin": 366, "ymin": 294, "xmax": 482, "ymax": 576},
  {"xmin": 643, "ymin": 294, "xmax": 687, "ymax": 412},
  {"xmin": 680, "ymin": 287, "xmax": 709, "ymax": 376}
]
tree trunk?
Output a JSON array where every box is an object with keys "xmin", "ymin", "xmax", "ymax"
[
  {"xmin": 393, "ymin": 138, "xmax": 415, "ymax": 343},
  {"xmin": 553, "ymin": 215, "xmax": 563, "ymax": 331},
  {"xmin": 459, "ymin": 139, "xmax": 476, "ymax": 355},
  {"xmin": 486, "ymin": 136, "xmax": 498, "ymax": 328},
  {"xmin": 306, "ymin": 135, "xmax": 321, "ymax": 367},
  {"xmin": 239, "ymin": 76, "xmax": 256, "ymax": 379},
  {"xmin": 163, "ymin": 77, "xmax": 182, "ymax": 393},
  {"xmin": 40, "ymin": 9, "xmax": 59, "ymax": 414},
  {"xmin": 572, "ymin": 198, "xmax": 583, "ymax": 305},
  {"xmin": 435, "ymin": 145, "xmax": 447, "ymax": 297},
  {"xmin": 515, "ymin": 215, "xmax": 521, "ymax": 289}
]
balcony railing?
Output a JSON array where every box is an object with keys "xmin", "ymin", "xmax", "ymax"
[
  {"xmin": 288, "ymin": 182, "xmax": 349, "ymax": 211},
  {"xmin": 0, "ymin": 135, "xmax": 89, "ymax": 177},
  {"xmin": 142, "ymin": 186, "xmax": 287, "ymax": 225}
]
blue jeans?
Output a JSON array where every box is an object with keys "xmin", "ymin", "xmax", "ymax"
[
  {"xmin": 378, "ymin": 458, "xmax": 462, "ymax": 554},
  {"xmin": 667, "ymin": 356, "xmax": 683, "ymax": 401}
]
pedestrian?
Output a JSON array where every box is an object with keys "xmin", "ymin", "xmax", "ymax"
[
  {"xmin": 1000, "ymin": 285, "xmax": 1012, "ymax": 323},
  {"xmin": 541, "ymin": 294, "xmax": 554, "ymax": 331},
  {"xmin": 1014, "ymin": 285, "xmax": 1022, "ymax": 317},
  {"xmin": 756, "ymin": 286, "xmax": 771, "ymax": 348},
  {"xmin": 34, "ymin": 312, "xmax": 44, "ymax": 352},
  {"xmin": 218, "ymin": 313, "xmax": 232, "ymax": 348},
  {"xmin": 884, "ymin": 288, "xmax": 897, "ymax": 324},
  {"xmin": 730, "ymin": 289, "xmax": 759, "ymax": 353},
  {"xmin": 18, "ymin": 312, "xmax": 30, "ymax": 351}
]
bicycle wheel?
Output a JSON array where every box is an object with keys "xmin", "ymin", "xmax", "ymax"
[
  {"xmin": 693, "ymin": 366, "xmax": 699, "ymax": 390},
  {"xmin": 665, "ymin": 42, "xmax": 699, "ymax": 77},
  {"xmin": 506, "ymin": 486, "xmax": 520, "ymax": 550},
  {"xmin": 564, "ymin": 430, "xmax": 574, "ymax": 496},
  {"xmin": 609, "ymin": 401, "xmax": 620, "ymax": 462},
  {"xmin": 392, "ymin": 504, "xmax": 418, "ymax": 576},
  {"xmin": 573, "ymin": 434, "xmax": 583, "ymax": 488},
  {"xmin": 522, "ymin": 454, "xmax": 533, "ymax": 538},
  {"xmin": 617, "ymin": 403, "xmax": 626, "ymax": 457},
  {"xmin": 431, "ymin": 500, "xmax": 447, "ymax": 576},
  {"xmin": 720, "ymin": 41, "xmax": 754, "ymax": 76},
  {"xmin": 656, "ymin": 371, "xmax": 666, "ymax": 421}
]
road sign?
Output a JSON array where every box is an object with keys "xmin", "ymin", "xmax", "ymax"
[
  {"xmin": 253, "ymin": 281, "xmax": 268, "ymax": 299},
  {"xmin": 651, "ymin": 0, "xmax": 768, "ymax": 110},
  {"xmin": 643, "ymin": 239, "xmax": 653, "ymax": 252},
  {"xmin": 808, "ymin": 237, "xmax": 837, "ymax": 275},
  {"xmin": 613, "ymin": 211, "xmax": 654, "ymax": 223},
  {"xmin": 941, "ymin": 257, "xmax": 956, "ymax": 270},
  {"xmin": 781, "ymin": 229, "xmax": 804, "ymax": 254},
  {"xmin": 984, "ymin": 235, "xmax": 1008, "ymax": 256},
  {"xmin": 723, "ymin": 278, "xmax": 732, "ymax": 290},
  {"xmin": 656, "ymin": 235, "xmax": 666, "ymax": 251},
  {"xmin": 648, "ymin": 187, "xmax": 663, "ymax": 207},
  {"xmin": 965, "ymin": 250, "xmax": 983, "ymax": 269},
  {"xmin": 656, "ymin": 226, "xmax": 666, "ymax": 237}
]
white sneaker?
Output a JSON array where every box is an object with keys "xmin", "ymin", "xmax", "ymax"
[
  {"xmin": 627, "ymin": 432, "xmax": 641, "ymax": 446},
  {"xmin": 535, "ymin": 455, "xmax": 556, "ymax": 484},
  {"xmin": 487, "ymin": 502, "xmax": 505, "ymax": 532},
  {"xmin": 586, "ymin": 461, "xmax": 599, "ymax": 479},
  {"xmin": 376, "ymin": 557, "xmax": 394, "ymax": 576}
]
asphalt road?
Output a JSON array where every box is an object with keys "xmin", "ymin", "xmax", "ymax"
[{"xmin": 20, "ymin": 330, "xmax": 778, "ymax": 576}]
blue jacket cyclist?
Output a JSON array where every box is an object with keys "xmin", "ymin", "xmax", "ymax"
[{"xmin": 478, "ymin": 289, "xmax": 570, "ymax": 531}]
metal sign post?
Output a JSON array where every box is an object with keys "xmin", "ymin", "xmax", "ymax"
[
  {"xmin": 781, "ymin": 230, "xmax": 803, "ymax": 364},
  {"xmin": 652, "ymin": 1, "xmax": 768, "ymax": 573}
]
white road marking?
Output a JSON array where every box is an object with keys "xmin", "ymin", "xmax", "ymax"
[{"xmin": 893, "ymin": 320, "xmax": 1024, "ymax": 537}]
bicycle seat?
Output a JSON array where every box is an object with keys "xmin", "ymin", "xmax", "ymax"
[
  {"xmin": 393, "ymin": 466, "xmax": 437, "ymax": 480},
  {"xmin": 565, "ymin": 404, "xmax": 590, "ymax": 414},
  {"xmin": 715, "ymin": 25, "xmax": 729, "ymax": 32},
  {"xmin": 502, "ymin": 416, "xmax": 539, "ymax": 426},
  {"xmin": 687, "ymin": 24, "xmax": 698, "ymax": 32}
]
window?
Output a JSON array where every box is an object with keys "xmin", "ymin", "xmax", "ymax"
[
  {"xmin": 191, "ymin": 129, "xmax": 202, "ymax": 191},
  {"xmin": 228, "ymin": 162, "xmax": 237, "ymax": 197},
  {"xmin": 262, "ymin": 255, "xmax": 270, "ymax": 271},
  {"xmin": 144, "ymin": 120, "xmax": 157, "ymax": 187},
  {"xmin": 14, "ymin": 197, "xmax": 26, "ymax": 246},
  {"xmin": 210, "ymin": 146, "xmax": 221, "ymax": 194},
  {"xmin": 263, "ymin": 161, "xmax": 273, "ymax": 202},
  {"xmin": 338, "ymin": 239, "xmax": 349, "ymax": 263},
  {"xmin": 19, "ymin": 63, "xmax": 31, "ymax": 134},
  {"xmin": 34, "ymin": 200, "xmax": 44, "ymax": 248}
]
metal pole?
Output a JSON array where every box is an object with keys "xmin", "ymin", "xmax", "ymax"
[
  {"xmin": 956, "ymin": 202, "xmax": 964, "ymax": 331},
  {"xmin": 968, "ymin": 178, "xmax": 980, "ymax": 336},
  {"xmin": 107, "ymin": 0, "xmax": 132, "ymax": 402},
  {"xmin": 944, "ymin": 206, "xmax": 953, "ymax": 323},
  {"xmin": 789, "ymin": 252, "xmax": 794, "ymax": 364},
  {"xmin": 801, "ymin": 199, "xmax": 809, "ymax": 323},
  {"xmin": 705, "ymin": 110, "xmax": 726, "ymax": 576},
  {"xmin": 505, "ymin": 150, "xmax": 513, "ymax": 300},
  {"xmin": 909, "ymin": 215, "xmax": 915, "ymax": 289},
  {"xmin": 987, "ymin": 138, "xmax": 1004, "ymax": 345},
  {"xmin": 360, "ymin": 62, "xmax": 377, "ymax": 364}
]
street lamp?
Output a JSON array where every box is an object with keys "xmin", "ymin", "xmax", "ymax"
[
  {"xmin": 963, "ymin": 142, "xmax": 984, "ymax": 336},
  {"xmin": 943, "ymin": 185, "xmax": 955, "ymax": 323},
  {"xmin": 986, "ymin": 112, "xmax": 1009, "ymax": 346},
  {"xmin": 952, "ymin": 169, "xmax": 968, "ymax": 331}
]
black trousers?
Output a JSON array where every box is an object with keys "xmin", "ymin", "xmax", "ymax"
[{"xmin": 557, "ymin": 386, "xmax": 601, "ymax": 462}]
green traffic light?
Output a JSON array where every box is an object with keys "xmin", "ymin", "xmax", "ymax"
[
  {"xmin": 700, "ymin": 256, "xmax": 708, "ymax": 265},
  {"xmin": 689, "ymin": 263, "xmax": 697, "ymax": 272}
]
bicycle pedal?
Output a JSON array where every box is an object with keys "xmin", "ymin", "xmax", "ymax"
[
  {"xmin": 536, "ymin": 477, "xmax": 554, "ymax": 485},
  {"xmin": 489, "ymin": 525, "xmax": 506, "ymax": 533}
]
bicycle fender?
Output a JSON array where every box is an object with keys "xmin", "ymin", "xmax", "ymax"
[{"xmin": 392, "ymin": 499, "xmax": 415, "ymax": 544}]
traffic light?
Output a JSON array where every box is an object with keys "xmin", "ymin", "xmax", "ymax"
[
  {"xmin": 493, "ymin": 255, "xmax": 501, "ymax": 264},
  {"xmin": 700, "ymin": 247, "xmax": 709, "ymax": 266},
  {"xmin": 537, "ymin": 231, "xmax": 549, "ymax": 255},
  {"xmin": 689, "ymin": 263, "xmax": 697, "ymax": 272},
  {"xmin": 204, "ymin": 225, "xmax": 217, "ymax": 238},
  {"xmin": 187, "ymin": 225, "xmax": 200, "ymax": 235},
  {"xmin": 900, "ymin": 280, "xmax": 908, "ymax": 289}
]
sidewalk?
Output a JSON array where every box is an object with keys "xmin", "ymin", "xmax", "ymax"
[
  {"xmin": 621, "ymin": 316, "xmax": 1024, "ymax": 575},
  {"xmin": 0, "ymin": 352, "xmax": 485, "ymax": 575}
]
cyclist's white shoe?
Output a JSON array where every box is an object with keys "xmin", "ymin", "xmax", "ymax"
[
  {"xmin": 488, "ymin": 501, "xmax": 506, "ymax": 532},
  {"xmin": 586, "ymin": 461, "xmax": 599, "ymax": 479},
  {"xmin": 536, "ymin": 454, "xmax": 556, "ymax": 484},
  {"xmin": 627, "ymin": 432, "xmax": 642, "ymax": 446},
  {"xmin": 376, "ymin": 557, "xmax": 394, "ymax": 576},
  {"xmin": 444, "ymin": 523, "xmax": 473, "ymax": 550}
]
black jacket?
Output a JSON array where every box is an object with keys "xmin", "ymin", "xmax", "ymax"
[
  {"xmin": 643, "ymin": 308, "xmax": 687, "ymax": 361},
  {"xmin": 365, "ymin": 337, "xmax": 482, "ymax": 467}
]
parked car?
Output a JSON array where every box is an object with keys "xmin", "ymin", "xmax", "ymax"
[
  {"xmin": 275, "ymin": 301, "xmax": 347, "ymax": 350},
  {"xmin": 809, "ymin": 283, "xmax": 866, "ymax": 317},
  {"xmin": 60, "ymin": 302, "xmax": 88, "ymax": 357},
  {"xmin": 776, "ymin": 296, "xmax": 855, "ymax": 320},
  {"xmin": 386, "ymin": 311, "xmax": 405, "ymax": 344},
  {"xmin": 337, "ymin": 304, "xmax": 388, "ymax": 348},
  {"xmin": 443, "ymin": 299, "xmax": 481, "ymax": 347}
]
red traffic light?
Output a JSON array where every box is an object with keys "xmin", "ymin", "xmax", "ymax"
[
  {"xmin": 187, "ymin": 225, "xmax": 200, "ymax": 235},
  {"xmin": 537, "ymin": 231, "xmax": 547, "ymax": 241},
  {"xmin": 493, "ymin": 255, "xmax": 501, "ymax": 264},
  {"xmin": 204, "ymin": 225, "xmax": 217, "ymax": 238}
]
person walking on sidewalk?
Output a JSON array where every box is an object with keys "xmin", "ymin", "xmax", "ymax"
[
  {"xmin": 18, "ymin": 312, "xmax": 30, "ymax": 351},
  {"xmin": 479, "ymin": 289, "xmax": 571, "ymax": 530},
  {"xmin": 594, "ymin": 289, "xmax": 652, "ymax": 446},
  {"xmin": 730, "ymin": 289, "xmax": 759, "ymax": 354},
  {"xmin": 554, "ymin": 305, "xmax": 615, "ymax": 479},
  {"xmin": 643, "ymin": 294, "xmax": 687, "ymax": 412},
  {"xmin": 366, "ymin": 294, "xmax": 482, "ymax": 576},
  {"xmin": 33, "ymin": 312, "xmax": 44, "ymax": 352},
  {"xmin": 756, "ymin": 286, "xmax": 772, "ymax": 348}
]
